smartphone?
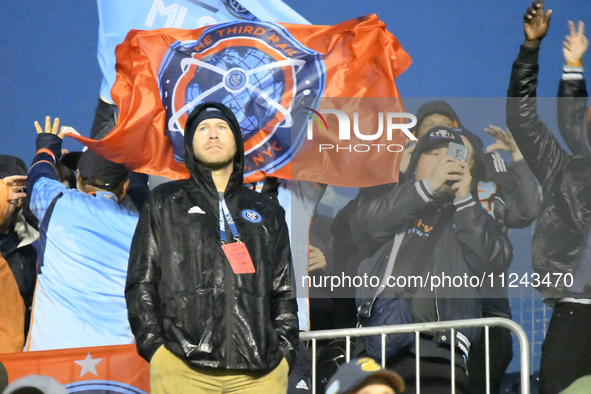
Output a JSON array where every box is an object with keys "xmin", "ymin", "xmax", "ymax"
[{"xmin": 447, "ymin": 142, "xmax": 468, "ymax": 162}]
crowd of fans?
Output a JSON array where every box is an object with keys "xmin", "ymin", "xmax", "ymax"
[{"xmin": 0, "ymin": 1, "xmax": 590, "ymax": 394}]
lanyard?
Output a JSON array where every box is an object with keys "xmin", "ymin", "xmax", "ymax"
[{"xmin": 219, "ymin": 199, "xmax": 240, "ymax": 243}]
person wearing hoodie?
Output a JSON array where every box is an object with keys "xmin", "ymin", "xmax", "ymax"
[
  {"xmin": 402, "ymin": 100, "xmax": 540, "ymax": 394},
  {"xmin": 351, "ymin": 127, "xmax": 512, "ymax": 394},
  {"xmin": 125, "ymin": 102, "xmax": 298, "ymax": 394},
  {"xmin": 408, "ymin": 100, "xmax": 540, "ymax": 230}
]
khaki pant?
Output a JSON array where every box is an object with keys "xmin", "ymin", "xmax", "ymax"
[{"xmin": 150, "ymin": 346, "xmax": 288, "ymax": 394}]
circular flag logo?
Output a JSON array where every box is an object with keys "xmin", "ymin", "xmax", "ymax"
[
  {"xmin": 157, "ymin": 21, "xmax": 326, "ymax": 178},
  {"xmin": 242, "ymin": 209, "xmax": 262, "ymax": 223},
  {"xmin": 65, "ymin": 380, "xmax": 148, "ymax": 394}
]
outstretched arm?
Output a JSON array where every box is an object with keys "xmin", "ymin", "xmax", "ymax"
[
  {"xmin": 27, "ymin": 117, "xmax": 69, "ymax": 221},
  {"xmin": 557, "ymin": 21, "xmax": 589, "ymax": 156},
  {"xmin": 507, "ymin": 1, "xmax": 572, "ymax": 188}
]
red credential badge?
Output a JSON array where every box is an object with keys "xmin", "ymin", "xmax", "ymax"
[{"xmin": 222, "ymin": 242, "xmax": 256, "ymax": 274}]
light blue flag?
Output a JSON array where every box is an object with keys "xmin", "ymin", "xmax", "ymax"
[{"xmin": 97, "ymin": 0, "xmax": 310, "ymax": 102}]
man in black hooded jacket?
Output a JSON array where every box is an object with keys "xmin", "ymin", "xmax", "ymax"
[{"xmin": 126, "ymin": 102, "xmax": 298, "ymax": 394}]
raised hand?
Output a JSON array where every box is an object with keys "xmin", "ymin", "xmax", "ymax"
[
  {"xmin": 563, "ymin": 21, "xmax": 588, "ymax": 66},
  {"xmin": 34, "ymin": 116, "xmax": 65, "ymax": 139},
  {"xmin": 451, "ymin": 161, "xmax": 472, "ymax": 199},
  {"xmin": 3, "ymin": 175, "xmax": 27, "ymax": 201},
  {"xmin": 485, "ymin": 125, "xmax": 524, "ymax": 161},
  {"xmin": 427, "ymin": 156, "xmax": 464, "ymax": 192},
  {"xmin": 523, "ymin": 0, "xmax": 552, "ymax": 46}
]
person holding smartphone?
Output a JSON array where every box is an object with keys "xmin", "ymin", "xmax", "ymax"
[{"xmin": 350, "ymin": 127, "xmax": 512, "ymax": 394}]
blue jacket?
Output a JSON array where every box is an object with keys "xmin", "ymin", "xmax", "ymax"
[{"xmin": 24, "ymin": 135, "xmax": 139, "ymax": 351}]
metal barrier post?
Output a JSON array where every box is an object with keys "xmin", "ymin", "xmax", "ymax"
[
  {"xmin": 345, "ymin": 336, "xmax": 350, "ymax": 362},
  {"xmin": 485, "ymin": 325, "xmax": 490, "ymax": 394},
  {"xmin": 415, "ymin": 331, "xmax": 420, "ymax": 394},
  {"xmin": 381, "ymin": 334, "xmax": 386, "ymax": 369},
  {"xmin": 451, "ymin": 328, "xmax": 456, "ymax": 394},
  {"xmin": 311, "ymin": 338, "xmax": 316, "ymax": 393}
]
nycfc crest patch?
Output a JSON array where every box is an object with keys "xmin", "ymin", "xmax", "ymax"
[{"xmin": 242, "ymin": 209, "xmax": 262, "ymax": 223}]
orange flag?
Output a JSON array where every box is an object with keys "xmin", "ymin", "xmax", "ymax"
[
  {"xmin": 0, "ymin": 345, "xmax": 149, "ymax": 392},
  {"xmin": 0, "ymin": 255, "xmax": 25, "ymax": 354},
  {"xmin": 70, "ymin": 14, "xmax": 411, "ymax": 186}
]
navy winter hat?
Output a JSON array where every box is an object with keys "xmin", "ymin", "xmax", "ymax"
[
  {"xmin": 190, "ymin": 107, "xmax": 233, "ymax": 132},
  {"xmin": 325, "ymin": 358, "xmax": 405, "ymax": 394}
]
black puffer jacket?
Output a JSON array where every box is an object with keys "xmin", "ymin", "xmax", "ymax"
[
  {"xmin": 125, "ymin": 102, "xmax": 298, "ymax": 371},
  {"xmin": 507, "ymin": 45, "xmax": 591, "ymax": 299}
]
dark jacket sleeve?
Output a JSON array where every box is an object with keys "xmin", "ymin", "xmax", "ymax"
[
  {"xmin": 557, "ymin": 74, "xmax": 589, "ymax": 156},
  {"xmin": 453, "ymin": 194, "xmax": 513, "ymax": 274},
  {"xmin": 350, "ymin": 180, "xmax": 431, "ymax": 258},
  {"xmin": 487, "ymin": 155, "xmax": 541, "ymax": 229},
  {"xmin": 506, "ymin": 45, "xmax": 571, "ymax": 189},
  {"xmin": 271, "ymin": 215, "xmax": 299, "ymax": 371},
  {"xmin": 27, "ymin": 134, "xmax": 67, "ymax": 222},
  {"xmin": 125, "ymin": 192, "xmax": 165, "ymax": 362}
]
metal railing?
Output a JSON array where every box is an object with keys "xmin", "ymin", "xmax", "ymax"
[{"xmin": 300, "ymin": 317, "xmax": 529, "ymax": 394}]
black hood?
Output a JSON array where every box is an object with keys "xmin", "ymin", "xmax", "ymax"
[
  {"xmin": 413, "ymin": 100, "xmax": 464, "ymax": 133},
  {"xmin": 412, "ymin": 101, "xmax": 486, "ymax": 156},
  {"xmin": 183, "ymin": 102, "xmax": 244, "ymax": 199},
  {"xmin": 0, "ymin": 155, "xmax": 27, "ymax": 178}
]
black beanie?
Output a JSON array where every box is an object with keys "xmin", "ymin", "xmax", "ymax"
[
  {"xmin": 413, "ymin": 100, "xmax": 464, "ymax": 133},
  {"xmin": 190, "ymin": 107, "xmax": 233, "ymax": 131}
]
